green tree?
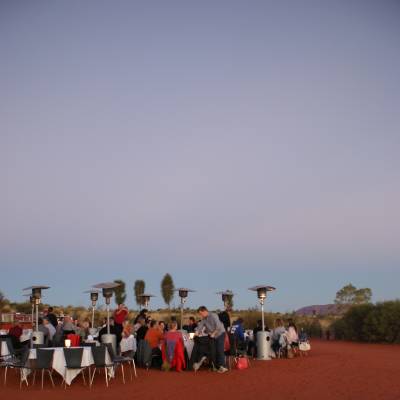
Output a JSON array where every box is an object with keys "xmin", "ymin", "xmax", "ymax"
[
  {"xmin": 134, "ymin": 280, "xmax": 146, "ymax": 309},
  {"xmin": 113, "ymin": 279, "xmax": 126, "ymax": 305},
  {"xmin": 334, "ymin": 283, "xmax": 372, "ymax": 310},
  {"xmin": 161, "ymin": 273, "xmax": 175, "ymax": 309}
]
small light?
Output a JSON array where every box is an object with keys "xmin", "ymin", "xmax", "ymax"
[{"xmin": 65, "ymin": 339, "xmax": 71, "ymax": 348}]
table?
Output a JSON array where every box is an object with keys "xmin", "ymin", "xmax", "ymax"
[
  {"xmin": 1, "ymin": 340, "xmax": 9, "ymax": 357},
  {"xmin": 28, "ymin": 346, "xmax": 113, "ymax": 386}
]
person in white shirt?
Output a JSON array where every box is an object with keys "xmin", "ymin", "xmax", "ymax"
[{"xmin": 43, "ymin": 318, "xmax": 56, "ymax": 344}]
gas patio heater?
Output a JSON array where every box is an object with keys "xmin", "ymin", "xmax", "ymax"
[
  {"xmin": 138, "ymin": 293, "xmax": 155, "ymax": 309},
  {"xmin": 175, "ymin": 288, "xmax": 195, "ymax": 330},
  {"xmin": 216, "ymin": 290, "xmax": 234, "ymax": 310},
  {"xmin": 92, "ymin": 282, "xmax": 120, "ymax": 352},
  {"xmin": 84, "ymin": 289, "xmax": 101, "ymax": 332},
  {"xmin": 249, "ymin": 285, "xmax": 276, "ymax": 360},
  {"xmin": 23, "ymin": 285, "xmax": 50, "ymax": 346}
]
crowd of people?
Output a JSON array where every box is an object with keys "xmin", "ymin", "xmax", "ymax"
[{"xmin": 3, "ymin": 303, "xmax": 309, "ymax": 374}]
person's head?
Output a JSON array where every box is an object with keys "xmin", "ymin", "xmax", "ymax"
[
  {"xmin": 149, "ymin": 320, "xmax": 157, "ymax": 328},
  {"xmin": 158, "ymin": 321, "xmax": 166, "ymax": 331},
  {"xmin": 118, "ymin": 303, "xmax": 125, "ymax": 310},
  {"xmin": 138, "ymin": 316, "xmax": 146, "ymax": 326},
  {"xmin": 197, "ymin": 306, "xmax": 209, "ymax": 319},
  {"xmin": 288, "ymin": 320, "xmax": 297, "ymax": 332},
  {"xmin": 38, "ymin": 317, "xmax": 44, "ymax": 326},
  {"xmin": 236, "ymin": 318, "xmax": 243, "ymax": 325},
  {"xmin": 140, "ymin": 309, "xmax": 148, "ymax": 316},
  {"xmin": 169, "ymin": 320, "xmax": 178, "ymax": 331},
  {"xmin": 43, "ymin": 318, "xmax": 49, "ymax": 326},
  {"xmin": 257, "ymin": 320, "xmax": 262, "ymax": 327},
  {"xmin": 189, "ymin": 317, "xmax": 196, "ymax": 325},
  {"xmin": 48, "ymin": 307, "xmax": 53, "ymax": 313},
  {"xmin": 275, "ymin": 318, "xmax": 283, "ymax": 327}
]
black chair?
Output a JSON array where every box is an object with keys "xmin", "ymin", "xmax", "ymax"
[
  {"xmin": 90, "ymin": 345, "xmax": 114, "ymax": 387},
  {"xmin": 105, "ymin": 343, "xmax": 137, "ymax": 383},
  {"xmin": 3, "ymin": 348, "xmax": 31, "ymax": 388},
  {"xmin": 63, "ymin": 347, "xmax": 87, "ymax": 388},
  {"xmin": 31, "ymin": 349, "xmax": 55, "ymax": 389}
]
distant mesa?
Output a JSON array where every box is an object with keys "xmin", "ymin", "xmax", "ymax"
[{"xmin": 295, "ymin": 304, "xmax": 339, "ymax": 316}]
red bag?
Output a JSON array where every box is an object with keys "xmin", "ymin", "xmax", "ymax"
[{"xmin": 235, "ymin": 357, "xmax": 249, "ymax": 370}]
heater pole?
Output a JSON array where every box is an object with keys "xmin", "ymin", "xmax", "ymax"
[
  {"xmin": 92, "ymin": 306, "xmax": 95, "ymax": 329},
  {"xmin": 107, "ymin": 304, "xmax": 110, "ymax": 335},
  {"xmin": 261, "ymin": 301, "xmax": 265, "ymax": 331},
  {"xmin": 180, "ymin": 298, "xmax": 184, "ymax": 330},
  {"xmin": 31, "ymin": 304, "xmax": 34, "ymax": 328},
  {"xmin": 36, "ymin": 302, "xmax": 39, "ymax": 332}
]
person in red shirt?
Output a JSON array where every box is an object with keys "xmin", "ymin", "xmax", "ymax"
[
  {"xmin": 9, "ymin": 322, "xmax": 23, "ymax": 349},
  {"xmin": 113, "ymin": 303, "xmax": 128, "ymax": 346}
]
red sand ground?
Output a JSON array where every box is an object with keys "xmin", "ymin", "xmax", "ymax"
[{"xmin": 2, "ymin": 340, "xmax": 400, "ymax": 400}]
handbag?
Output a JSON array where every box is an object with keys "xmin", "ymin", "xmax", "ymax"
[{"xmin": 235, "ymin": 356, "xmax": 249, "ymax": 370}]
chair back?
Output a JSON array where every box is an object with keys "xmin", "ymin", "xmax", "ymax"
[
  {"xmin": 81, "ymin": 342, "xmax": 97, "ymax": 348},
  {"xmin": 19, "ymin": 348, "xmax": 30, "ymax": 367},
  {"xmin": 91, "ymin": 345, "xmax": 107, "ymax": 367},
  {"xmin": 105, "ymin": 343, "xmax": 116, "ymax": 361},
  {"xmin": 63, "ymin": 347, "xmax": 84, "ymax": 369},
  {"xmin": 36, "ymin": 349, "xmax": 54, "ymax": 369}
]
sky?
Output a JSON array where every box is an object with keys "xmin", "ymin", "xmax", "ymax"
[{"xmin": 1, "ymin": 0, "xmax": 399, "ymax": 312}]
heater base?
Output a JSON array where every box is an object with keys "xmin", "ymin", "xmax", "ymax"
[
  {"xmin": 101, "ymin": 334, "xmax": 117, "ymax": 354},
  {"xmin": 257, "ymin": 331, "xmax": 272, "ymax": 360},
  {"xmin": 32, "ymin": 331, "xmax": 45, "ymax": 346}
]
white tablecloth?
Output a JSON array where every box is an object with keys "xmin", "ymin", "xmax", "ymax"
[
  {"xmin": 1, "ymin": 341, "xmax": 9, "ymax": 357},
  {"xmin": 28, "ymin": 347, "xmax": 112, "ymax": 385},
  {"xmin": 182, "ymin": 333, "xmax": 194, "ymax": 359},
  {"xmin": 120, "ymin": 335, "xmax": 136, "ymax": 353}
]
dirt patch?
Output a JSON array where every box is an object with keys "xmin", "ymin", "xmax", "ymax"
[{"xmin": 3, "ymin": 340, "xmax": 400, "ymax": 400}]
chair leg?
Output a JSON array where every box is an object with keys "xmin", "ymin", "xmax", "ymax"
[
  {"xmin": 121, "ymin": 364, "xmax": 125, "ymax": 384},
  {"xmin": 41, "ymin": 369, "xmax": 44, "ymax": 390},
  {"xmin": 4, "ymin": 366, "xmax": 7, "ymax": 386},
  {"xmin": 90, "ymin": 367, "xmax": 97, "ymax": 386},
  {"xmin": 82, "ymin": 368, "xmax": 86, "ymax": 386},
  {"xmin": 132, "ymin": 360, "xmax": 137, "ymax": 378},
  {"xmin": 48, "ymin": 370, "xmax": 55, "ymax": 387},
  {"xmin": 32, "ymin": 370, "xmax": 36, "ymax": 386},
  {"xmin": 104, "ymin": 367, "xmax": 108, "ymax": 387}
]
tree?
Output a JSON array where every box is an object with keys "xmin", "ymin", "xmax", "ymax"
[
  {"xmin": 161, "ymin": 273, "xmax": 175, "ymax": 309},
  {"xmin": 113, "ymin": 279, "xmax": 126, "ymax": 305},
  {"xmin": 134, "ymin": 280, "xmax": 146, "ymax": 309},
  {"xmin": 335, "ymin": 283, "xmax": 372, "ymax": 310}
]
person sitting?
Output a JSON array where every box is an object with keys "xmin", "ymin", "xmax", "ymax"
[
  {"xmin": 43, "ymin": 318, "xmax": 56, "ymax": 346},
  {"xmin": 134, "ymin": 309, "xmax": 148, "ymax": 325},
  {"xmin": 162, "ymin": 321, "xmax": 185, "ymax": 372},
  {"xmin": 46, "ymin": 307, "xmax": 58, "ymax": 329},
  {"xmin": 135, "ymin": 316, "xmax": 148, "ymax": 345},
  {"xmin": 37, "ymin": 317, "xmax": 50, "ymax": 346},
  {"xmin": 271, "ymin": 319, "xmax": 287, "ymax": 355},
  {"xmin": 8, "ymin": 322, "xmax": 23, "ymax": 349},
  {"xmin": 287, "ymin": 320, "xmax": 299, "ymax": 350},
  {"xmin": 182, "ymin": 317, "xmax": 197, "ymax": 333},
  {"xmin": 98, "ymin": 317, "xmax": 117, "ymax": 343},
  {"xmin": 144, "ymin": 320, "xmax": 164, "ymax": 368},
  {"xmin": 62, "ymin": 316, "xmax": 77, "ymax": 336},
  {"xmin": 230, "ymin": 318, "xmax": 246, "ymax": 351}
]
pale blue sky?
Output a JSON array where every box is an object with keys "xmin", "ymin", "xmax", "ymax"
[{"xmin": 1, "ymin": 1, "xmax": 399, "ymax": 311}]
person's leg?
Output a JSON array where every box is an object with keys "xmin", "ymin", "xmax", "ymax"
[{"xmin": 216, "ymin": 333, "xmax": 226, "ymax": 369}]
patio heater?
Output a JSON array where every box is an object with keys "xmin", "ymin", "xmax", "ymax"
[
  {"xmin": 249, "ymin": 285, "xmax": 276, "ymax": 360},
  {"xmin": 23, "ymin": 285, "xmax": 50, "ymax": 346},
  {"xmin": 23, "ymin": 293, "xmax": 35, "ymax": 327},
  {"xmin": 175, "ymin": 288, "xmax": 195, "ymax": 330},
  {"xmin": 138, "ymin": 293, "xmax": 155, "ymax": 309},
  {"xmin": 84, "ymin": 289, "xmax": 101, "ymax": 332},
  {"xmin": 92, "ymin": 282, "xmax": 120, "ymax": 352},
  {"xmin": 216, "ymin": 290, "xmax": 234, "ymax": 310}
]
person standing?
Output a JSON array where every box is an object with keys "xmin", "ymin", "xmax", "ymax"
[
  {"xmin": 196, "ymin": 306, "xmax": 228, "ymax": 373},
  {"xmin": 114, "ymin": 303, "xmax": 128, "ymax": 345}
]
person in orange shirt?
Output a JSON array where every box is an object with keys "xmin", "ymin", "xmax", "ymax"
[{"xmin": 145, "ymin": 320, "xmax": 164, "ymax": 349}]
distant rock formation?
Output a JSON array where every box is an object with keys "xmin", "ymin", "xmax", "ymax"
[{"xmin": 295, "ymin": 304, "xmax": 339, "ymax": 316}]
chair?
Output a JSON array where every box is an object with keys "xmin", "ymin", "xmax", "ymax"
[
  {"xmin": 3, "ymin": 348, "xmax": 31, "ymax": 388},
  {"xmin": 63, "ymin": 347, "xmax": 87, "ymax": 388},
  {"xmin": 225, "ymin": 332, "xmax": 250, "ymax": 370},
  {"xmin": 105, "ymin": 343, "xmax": 137, "ymax": 383},
  {"xmin": 90, "ymin": 345, "xmax": 114, "ymax": 387},
  {"xmin": 31, "ymin": 349, "xmax": 55, "ymax": 389}
]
